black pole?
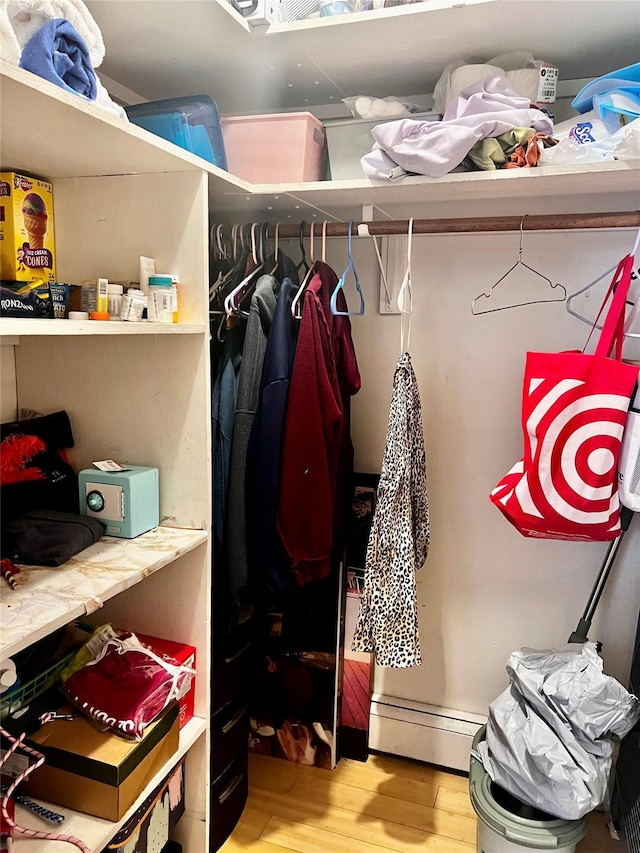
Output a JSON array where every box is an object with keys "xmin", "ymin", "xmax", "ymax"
[{"xmin": 568, "ymin": 506, "xmax": 636, "ymax": 644}]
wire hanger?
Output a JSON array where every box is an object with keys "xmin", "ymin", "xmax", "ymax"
[
  {"xmin": 224, "ymin": 223, "xmax": 265, "ymax": 317},
  {"xmin": 330, "ymin": 220, "xmax": 365, "ymax": 317},
  {"xmin": 398, "ymin": 217, "xmax": 414, "ymax": 354},
  {"xmin": 566, "ymin": 228, "xmax": 640, "ymax": 339},
  {"xmin": 471, "ymin": 216, "xmax": 567, "ymax": 315},
  {"xmin": 291, "ymin": 221, "xmax": 317, "ymax": 320},
  {"xmin": 269, "ymin": 223, "xmax": 281, "ymax": 276}
]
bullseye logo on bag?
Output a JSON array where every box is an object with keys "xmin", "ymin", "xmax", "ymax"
[{"xmin": 520, "ymin": 378, "xmax": 628, "ymax": 532}]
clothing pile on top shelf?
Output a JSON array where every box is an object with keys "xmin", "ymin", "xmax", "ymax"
[
  {"xmin": 0, "ymin": 0, "xmax": 126, "ymax": 118},
  {"xmin": 361, "ymin": 75, "xmax": 555, "ymax": 181},
  {"xmin": 357, "ymin": 56, "xmax": 640, "ymax": 181}
]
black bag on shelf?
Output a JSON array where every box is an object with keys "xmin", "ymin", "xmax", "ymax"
[
  {"xmin": 1, "ymin": 410, "xmax": 78, "ymax": 525},
  {"xmin": 0, "ymin": 281, "xmax": 54, "ymax": 318},
  {"xmin": 3, "ymin": 510, "xmax": 104, "ymax": 566}
]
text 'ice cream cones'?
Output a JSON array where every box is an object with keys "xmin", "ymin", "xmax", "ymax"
[
  {"xmin": 0, "ymin": 172, "xmax": 56, "ymax": 282},
  {"xmin": 22, "ymin": 193, "xmax": 48, "ymax": 250}
]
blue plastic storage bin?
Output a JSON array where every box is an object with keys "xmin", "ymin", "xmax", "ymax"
[{"xmin": 126, "ymin": 95, "xmax": 228, "ymax": 170}]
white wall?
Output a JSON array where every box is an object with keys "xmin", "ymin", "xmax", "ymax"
[
  {"xmin": 0, "ymin": 346, "xmax": 18, "ymax": 422},
  {"xmin": 324, "ymin": 221, "xmax": 640, "ymax": 721}
]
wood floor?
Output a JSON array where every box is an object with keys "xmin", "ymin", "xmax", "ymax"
[{"xmin": 221, "ymin": 752, "xmax": 621, "ymax": 853}]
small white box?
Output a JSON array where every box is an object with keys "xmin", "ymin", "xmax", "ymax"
[{"xmin": 81, "ymin": 278, "xmax": 109, "ymax": 314}]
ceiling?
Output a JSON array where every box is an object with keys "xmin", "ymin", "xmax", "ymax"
[{"xmin": 88, "ymin": 0, "xmax": 640, "ymax": 115}]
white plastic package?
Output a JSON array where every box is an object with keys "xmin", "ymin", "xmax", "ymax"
[
  {"xmin": 476, "ymin": 643, "xmax": 640, "ymax": 820},
  {"xmin": 433, "ymin": 52, "xmax": 557, "ymax": 114},
  {"xmin": 539, "ymin": 116, "xmax": 640, "ymax": 167},
  {"xmin": 342, "ymin": 96, "xmax": 423, "ymax": 120}
]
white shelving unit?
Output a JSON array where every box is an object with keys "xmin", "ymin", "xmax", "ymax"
[{"xmin": 1, "ymin": 62, "xmax": 214, "ymax": 851}]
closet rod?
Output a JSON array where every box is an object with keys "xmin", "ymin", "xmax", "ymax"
[{"xmin": 263, "ymin": 211, "xmax": 640, "ymax": 238}]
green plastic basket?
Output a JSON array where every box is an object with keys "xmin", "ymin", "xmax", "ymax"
[{"xmin": 0, "ymin": 650, "xmax": 76, "ymax": 721}]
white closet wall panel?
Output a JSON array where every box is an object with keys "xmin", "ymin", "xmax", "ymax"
[
  {"xmin": 0, "ymin": 347, "xmax": 18, "ymax": 421},
  {"xmin": 54, "ymin": 171, "xmax": 209, "ymax": 325},
  {"xmin": 333, "ymin": 222, "xmax": 640, "ymax": 725},
  {"xmin": 15, "ymin": 334, "xmax": 211, "ymax": 529}
]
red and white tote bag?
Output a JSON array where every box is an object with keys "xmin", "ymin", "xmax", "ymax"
[{"xmin": 491, "ymin": 254, "xmax": 639, "ymax": 541}]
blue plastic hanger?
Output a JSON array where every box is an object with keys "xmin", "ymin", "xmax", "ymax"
[{"xmin": 330, "ymin": 220, "xmax": 365, "ymax": 316}]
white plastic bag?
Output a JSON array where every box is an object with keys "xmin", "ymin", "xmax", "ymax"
[
  {"xmin": 433, "ymin": 52, "xmax": 557, "ymax": 113},
  {"xmin": 539, "ymin": 115, "xmax": 640, "ymax": 167},
  {"xmin": 476, "ymin": 643, "xmax": 640, "ymax": 820},
  {"xmin": 342, "ymin": 95, "xmax": 423, "ymax": 120}
]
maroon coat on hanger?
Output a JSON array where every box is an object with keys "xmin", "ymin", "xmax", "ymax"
[{"xmin": 277, "ymin": 264, "xmax": 360, "ymax": 586}]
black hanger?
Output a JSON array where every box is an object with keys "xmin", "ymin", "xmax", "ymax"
[{"xmin": 296, "ymin": 220, "xmax": 310, "ymax": 275}]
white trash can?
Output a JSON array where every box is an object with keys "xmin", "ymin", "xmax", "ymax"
[{"xmin": 470, "ymin": 727, "xmax": 588, "ymax": 852}]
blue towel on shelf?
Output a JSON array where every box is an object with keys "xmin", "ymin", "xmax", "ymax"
[{"xmin": 19, "ymin": 18, "xmax": 97, "ymax": 100}]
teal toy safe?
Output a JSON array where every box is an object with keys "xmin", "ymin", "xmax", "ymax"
[{"xmin": 78, "ymin": 466, "xmax": 159, "ymax": 538}]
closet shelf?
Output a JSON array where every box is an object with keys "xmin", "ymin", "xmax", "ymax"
[
  {"xmin": 0, "ymin": 60, "xmax": 249, "ymax": 194},
  {"xmin": 3, "ymin": 61, "xmax": 638, "ymax": 222},
  {"xmin": 0, "ymin": 319, "xmax": 207, "ymax": 338},
  {"xmin": 12, "ymin": 716, "xmax": 207, "ymax": 853},
  {"xmin": 90, "ymin": 0, "xmax": 640, "ymax": 114},
  {"xmin": 0, "ymin": 526, "xmax": 208, "ymax": 660},
  {"xmin": 220, "ymin": 161, "xmax": 640, "ymax": 218}
]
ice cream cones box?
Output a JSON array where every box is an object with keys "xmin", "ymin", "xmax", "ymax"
[
  {"xmin": 0, "ymin": 171, "xmax": 56, "ymax": 283},
  {"xmin": 23, "ymin": 701, "xmax": 179, "ymax": 821}
]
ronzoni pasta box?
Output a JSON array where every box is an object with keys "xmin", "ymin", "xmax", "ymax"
[{"xmin": 0, "ymin": 171, "xmax": 56, "ymax": 283}]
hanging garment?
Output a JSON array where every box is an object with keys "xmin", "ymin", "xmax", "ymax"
[
  {"xmin": 245, "ymin": 278, "xmax": 299, "ymax": 596},
  {"xmin": 352, "ymin": 353, "xmax": 429, "ymax": 667},
  {"xmin": 225, "ymin": 274, "xmax": 279, "ymax": 603},
  {"xmin": 312, "ymin": 261, "xmax": 362, "ymax": 545},
  {"xmin": 212, "ymin": 321, "xmax": 245, "ymax": 552},
  {"xmin": 277, "ymin": 275, "xmax": 344, "ymax": 587}
]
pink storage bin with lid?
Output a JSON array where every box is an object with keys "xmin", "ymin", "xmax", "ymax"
[{"xmin": 221, "ymin": 112, "xmax": 326, "ymax": 183}]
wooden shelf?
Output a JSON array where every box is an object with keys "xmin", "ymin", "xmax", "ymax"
[
  {"xmin": 0, "ymin": 319, "xmax": 207, "ymax": 338},
  {"xmin": 0, "ymin": 527, "xmax": 208, "ymax": 660},
  {"xmin": 12, "ymin": 716, "xmax": 207, "ymax": 853}
]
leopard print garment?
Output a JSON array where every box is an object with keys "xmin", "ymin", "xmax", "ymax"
[{"xmin": 352, "ymin": 353, "xmax": 429, "ymax": 667}]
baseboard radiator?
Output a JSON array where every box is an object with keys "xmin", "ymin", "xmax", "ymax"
[{"xmin": 369, "ymin": 694, "xmax": 486, "ymax": 773}]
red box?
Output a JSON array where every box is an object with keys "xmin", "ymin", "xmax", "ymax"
[{"xmin": 135, "ymin": 633, "xmax": 196, "ymax": 729}]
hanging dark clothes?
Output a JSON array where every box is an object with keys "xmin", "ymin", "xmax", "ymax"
[
  {"xmin": 245, "ymin": 278, "xmax": 299, "ymax": 596},
  {"xmin": 212, "ymin": 320, "xmax": 245, "ymax": 552},
  {"xmin": 225, "ymin": 274, "xmax": 279, "ymax": 603}
]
